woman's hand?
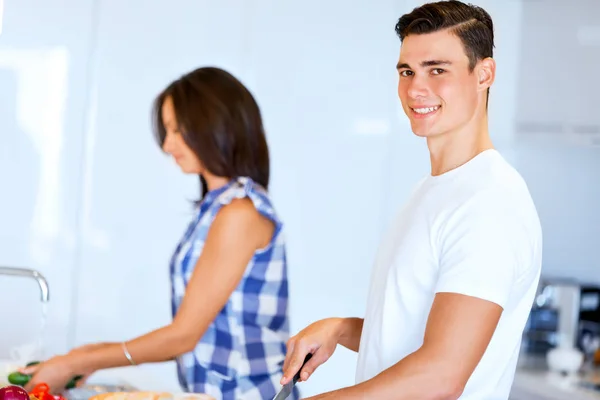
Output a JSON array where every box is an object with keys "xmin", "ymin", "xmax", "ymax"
[
  {"xmin": 21, "ymin": 344, "xmax": 110, "ymax": 392},
  {"xmin": 21, "ymin": 354, "xmax": 79, "ymax": 393}
]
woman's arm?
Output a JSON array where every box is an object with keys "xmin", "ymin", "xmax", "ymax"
[
  {"xmin": 79, "ymin": 197, "xmax": 273, "ymax": 371},
  {"xmin": 24, "ymin": 198, "xmax": 273, "ymax": 389}
]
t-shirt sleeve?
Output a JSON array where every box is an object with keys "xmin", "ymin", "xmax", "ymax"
[{"xmin": 434, "ymin": 190, "xmax": 526, "ymax": 309}]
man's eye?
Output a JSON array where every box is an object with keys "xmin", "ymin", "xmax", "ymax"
[
  {"xmin": 400, "ymin": 70, "xmax": 413, "ymax": 77},
  {"xmin": 432, "ymin": 68, "xmax": 445, "ymax": 75}
]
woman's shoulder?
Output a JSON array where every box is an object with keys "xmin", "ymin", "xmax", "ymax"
[
  {"xmin": 212, "ymin": 178, "xmax": 285, "ymax": 252},
  {"xmin": 216, "ymin": 177, "xmax": 278, "ymax": 218}
]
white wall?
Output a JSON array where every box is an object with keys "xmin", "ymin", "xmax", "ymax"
[
  {"xmin": 0, "ymin": 0, "xmax": 96, "ymax": 361},
  {"xmin": 1, "ymin": 0, "xmax": 598, "ymax": 397}
]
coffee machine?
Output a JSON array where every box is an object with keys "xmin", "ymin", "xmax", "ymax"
[{"xmin": 522, "ymin": 277, "xmax": 600, "ymax": 356}]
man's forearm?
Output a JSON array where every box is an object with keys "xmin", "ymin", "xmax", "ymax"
[
  {"xmin": 308, "ymin": 347, "xmax": 462, "ymax": 400},
  {"xmin": 354, "ymin": 348, "xmax": 462, "ymax": 399},
  {"xmin": 337, "ymin": 318, "xmax": 364, "ymax": 352}
]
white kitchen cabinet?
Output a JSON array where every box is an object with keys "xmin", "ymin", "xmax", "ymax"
[{"xmin": 514, "ymin": 0, "xmax": 600, "ymax": 147}]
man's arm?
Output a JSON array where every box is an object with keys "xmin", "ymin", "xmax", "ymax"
[
  {"xmin": 307, "ymin": 190, "xmax": 533, "ymax": 399},
  {"xmin": 308, "ymin": 293, "xmax": 503, "ymax": 399},
  {"xmin": 338, "ymin": 317, "xmax": 364, "ymax": 352},
  {"xmin": 91, "ymin": 199, "xmax": 267, "ymax": 367}
]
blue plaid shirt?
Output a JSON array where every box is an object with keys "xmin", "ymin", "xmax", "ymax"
[{"xmin": 170, "ymin": 177, "xmax": 299, "ymax": 400}]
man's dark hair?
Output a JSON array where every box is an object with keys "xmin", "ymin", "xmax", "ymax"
[{"xmin": 395, "ymin": 0, "xmax": 495, "ymax": 72}]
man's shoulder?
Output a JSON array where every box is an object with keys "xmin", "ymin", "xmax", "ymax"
[
  {"xmin": 434, "ymin": 151, "xmax": 541, "ymax": 242},
  {"xmin": 455, "ymin": 150, "xmax": 535, "ymax": 212},
  {"xmin": 444, "ymin": 177, "xmax": 540, "ymax": 234}
]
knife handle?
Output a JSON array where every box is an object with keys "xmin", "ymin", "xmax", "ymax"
[{"xmin": 292, "ymin": 353, "xmax": 313, "ymax": 384}]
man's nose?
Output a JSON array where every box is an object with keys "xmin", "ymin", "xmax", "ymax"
[{"xmin": 407, "ymin": 75, "xmax": 430, "ymax": 99}]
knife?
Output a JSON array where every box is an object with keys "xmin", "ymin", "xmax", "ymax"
[{"xmin": 273, "ymin": 353, "xmax": 313, "ymax": 400}]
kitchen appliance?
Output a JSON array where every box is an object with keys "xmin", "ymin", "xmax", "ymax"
[
  {"xmin": 522, "ymin": 278, "xmax": 600, "ymax": 358},
  {"xmin": 546, "ymin": 343, "xmax": 584, "ymax": 374},
  {"xmin": 577, "ymin": 285, "xmax": 600, "ymax": 363}
]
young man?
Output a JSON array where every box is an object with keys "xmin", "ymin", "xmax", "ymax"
[{"xmin": 281, "ymin": 1, "xmax": 542, "ymax": 399}]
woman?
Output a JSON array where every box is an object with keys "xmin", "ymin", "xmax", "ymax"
[{"xmin": 22, "ymin": 67, "xmax": 298, "ymax": 400}]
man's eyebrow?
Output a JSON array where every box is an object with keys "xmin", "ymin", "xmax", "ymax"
[
  {"xmin": 422, "ymin": 60, "xmax": 452, "ymax": 67},
  {"xmin": 396, "ymin": 60, "xmax": 453, "ymax": 70}
]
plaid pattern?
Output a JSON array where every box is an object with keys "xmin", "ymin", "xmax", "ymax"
[{"xmin": 170, "ymin": 177, "xmax": 298, "ymax": 400}]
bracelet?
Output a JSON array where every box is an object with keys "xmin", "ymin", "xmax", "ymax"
[{"xmin": 121, "ymin": 341, "xmax": 136, "ymax": 365}]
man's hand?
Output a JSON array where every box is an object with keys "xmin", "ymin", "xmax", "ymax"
[{"xmin": 281, "ymin": 318, "xmax": 345, "ymax": 384}]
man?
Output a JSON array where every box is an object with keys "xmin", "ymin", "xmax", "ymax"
[{"xmin": 281, "ymin": 1, "xmax": 542, "ymax": 399}]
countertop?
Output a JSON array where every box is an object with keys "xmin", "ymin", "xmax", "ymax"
[
  {"xmin": 511, "ymin": 355, "xmax": 600, "ymax": 399},
  {"xmin": 84, "ymin": 363, "xmax": 181, "ymax": 393},
  {"xmin": 86, "ymin": 358, "xmax": 600, "ymax": 400}
]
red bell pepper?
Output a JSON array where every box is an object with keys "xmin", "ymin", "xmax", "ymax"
[
  {"xmin": 28, "ymin": 382, "xmax": 67, "ymax": 400},
  {"xmin": 28, "ymin": 383, "xmax": 54, "ymax": 400}
]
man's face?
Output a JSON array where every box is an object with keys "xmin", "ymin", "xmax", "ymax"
[{"xmin": 396, "ymin": 29, "xmax": 489, "ymax": 139}]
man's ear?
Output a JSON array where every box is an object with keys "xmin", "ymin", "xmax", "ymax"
[{"xmin": 477, "ymin": 57, "xmax": 496, "ymax": 92}]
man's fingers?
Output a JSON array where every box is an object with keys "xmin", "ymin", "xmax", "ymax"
[
  {"xmin": 286, "ymin": 337, "xmax": 296, "ymax": 351},
  {"xmin": 282, "ymin": 338, "xmax": 296, "ymax": 373},
  {"xmin": 298, "ymin": 348, "xmax": 329, "ymax": 382},
  {"xmin": 281, "ymin": 347, "xmax": 310, "ymax": 384}
]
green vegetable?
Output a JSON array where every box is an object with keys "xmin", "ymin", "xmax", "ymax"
[
  {"xmin": 7, "ymin": 361, "xmax": 39, "ymax": 386},
  {"xmin": 65, "ymin": 375, "xmax": 83, "ymax": 390},
  {"xmin": 6, "ymin": 361, "xmax": 82, "ymax": 390},
  {"xmin": 7, "ymin": 372, "xmax": 30, "ymax": 386}
]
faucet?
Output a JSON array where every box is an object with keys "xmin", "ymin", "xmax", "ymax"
[{"xmin": 0, "ymin": 266, "xmax": 50, "ymax": 302}]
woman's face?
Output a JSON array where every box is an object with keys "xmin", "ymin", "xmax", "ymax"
[{"xmin": 161, "ymin": 96, "xmax": 204, "ymax": 174}]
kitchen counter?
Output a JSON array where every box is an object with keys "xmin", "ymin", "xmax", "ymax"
[
  {"xmin": 87, "ymin": 358, "xmax": 600, "ymax": 400},
  {"xmin": 69, "ymin": 367, "xmax": 216, "ymax": 400},
  {"xmin": 85, "ymin": 363, "xmax": 181, "ymax": 393},
  {"xmin": 511, "ymin": 355, "xmax": 600, "ymax": 400}
]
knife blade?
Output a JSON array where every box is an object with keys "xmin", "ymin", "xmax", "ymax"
[{"xmin": 273, "ymin": 353, "xmax": 313, "ymax": 400}]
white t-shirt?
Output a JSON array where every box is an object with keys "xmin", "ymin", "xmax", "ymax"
[{"xmin": 355, "ymin": 149, "xmax": 542, "ymax": 399}]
